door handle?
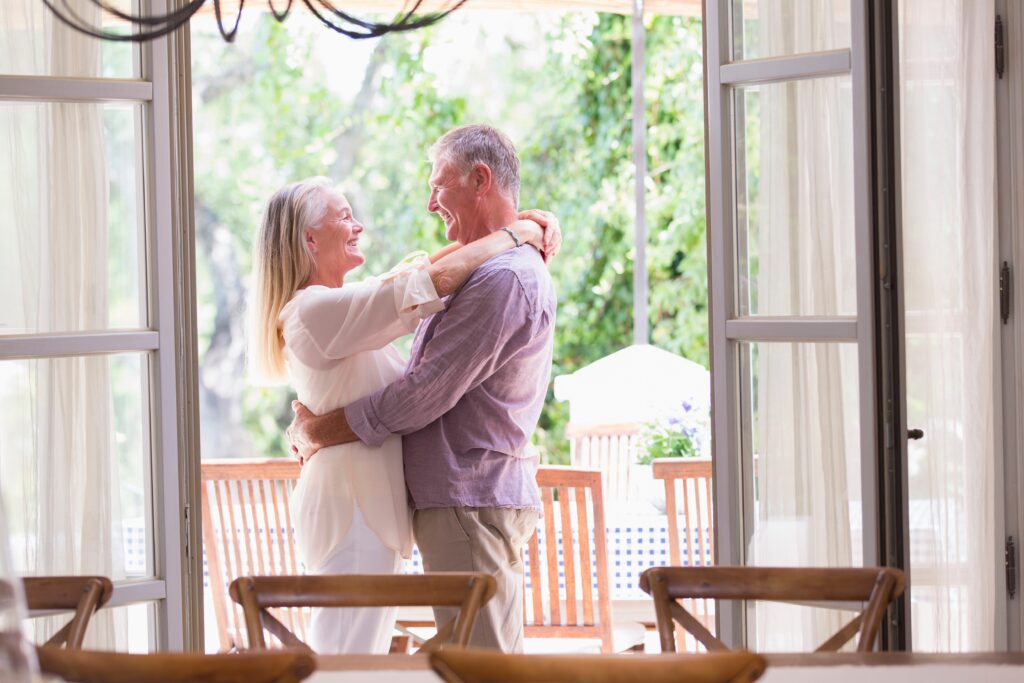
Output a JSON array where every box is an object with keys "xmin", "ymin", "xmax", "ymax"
[{"xmin": 908, "ymin": 428, "xmax": 924, "ymax": 440}]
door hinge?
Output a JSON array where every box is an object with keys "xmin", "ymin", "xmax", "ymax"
[
  {"xmin": 1001, "ymin": 261, "xmax": 1011, "ymax": 324},
  {"xmin": 997, "ymin": 15, "xmax": 1006, "ymax": 79},
  {"xmin": 1008, "ymin": 536, "xmax": 1017, "ymax": 599}
]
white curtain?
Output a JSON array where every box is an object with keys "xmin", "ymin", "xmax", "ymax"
[
  {"xmin": 899, "ymin": 0, "xmax": 997, "ymax": 652},
  {"xmin": 747, "ymin": 0, "xmax": 860, "ymax": 651},
  {"xmin": 0, "ymin": 1, "xmax": 127, "ymax": 648}
]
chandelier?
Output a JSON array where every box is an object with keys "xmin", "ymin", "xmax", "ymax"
[{"xmin": 42, "ymin": 1, "xmax": 468, "ymax": 43}]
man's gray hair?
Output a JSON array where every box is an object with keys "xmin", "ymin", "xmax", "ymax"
[{"xmin": 429, "ymin": 124, "xmax": 521, "ymax": 206}]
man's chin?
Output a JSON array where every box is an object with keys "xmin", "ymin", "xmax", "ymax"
[{"xmin": 445, "ymin": 223, "xmax": 459, "ymax": 242}]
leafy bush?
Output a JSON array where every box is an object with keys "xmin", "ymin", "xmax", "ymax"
[{"xmin": 637, "ymin": 400, "xmax": 709, "ymax": 465}]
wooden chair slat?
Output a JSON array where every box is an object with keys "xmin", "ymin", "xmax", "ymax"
[
  {"xmin": 558, "ymin": 486, "xmax": 578, "ymax": 626},
  {"xmin": 540, "ymin": 486, "xmax": 561, "ymax": 626},
  {"xmin": 664, "ymin": 478, "xmax": 680, "ymax": 566},
  {"xmin": 246, "ymin": 480, "xmax": 265, "ymax": 575},
  {"xmin": 527, "ymin": 530, "xmax": 544, "ymax": 626},
  {"xmin": 574, "ymin": 486, "xmax": 595, "ymax": 627},
  {"xmin": 590, "ymin": 476, "xmax": 613, "ymax": 654}
]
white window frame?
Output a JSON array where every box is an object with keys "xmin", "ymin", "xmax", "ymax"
[{"xmin": 0, "ymin": 0, "xmax": 197, "ymax": 650}]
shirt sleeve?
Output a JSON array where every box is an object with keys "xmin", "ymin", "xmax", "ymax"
[
  {"xmin": 282, "ymin": 257, "xmax": 445, "ymax": 367},
  {"xmin": 346, "ymin": 265, "xmax": 537, "ymax": 447}
]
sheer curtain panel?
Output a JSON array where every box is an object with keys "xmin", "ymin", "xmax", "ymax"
[
  {"xmin": 0, "ymin": 0, "xmax": 128, "ymax": 649},
  {"xmin": 898, "ymin": 0, "xmax": 998, "ymax": 652}
]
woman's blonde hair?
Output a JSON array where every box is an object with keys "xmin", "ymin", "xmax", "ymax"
[{"xmin": 248, "ymin": 177, "xmax": 334, "ymax": 385}]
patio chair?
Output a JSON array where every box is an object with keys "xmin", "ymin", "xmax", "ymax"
[
  {"xmin": 430, "ymin": 648, "xmax": 766, "ymax": 683},
  {"xmin": 201, "ymin": 458, "xmax": 305, "ymax": 651},
  {"xmin": 22, "ymin": 576, "xmax": 114, "ymax": 649},
  {"xmin": 229, "ymin": 573, "xmax": 495, "ymax": 652},
  {"xmin": 524, "ymin": 466, "xmax": 645, "ymax": 653},
  {"xmin": 652, "ymin": 457, "xmax": 715, "ymax": 650},
  {"xmin": 567, "ymin": 422, "xmax": 644, "ymax": 503},
  {"xmin": 36, "ymin": 647, "xmax": 315, "ymax": 683},
  {"xmin": 639, "ymin": 566, "xmax": 906, "ymax": 653}
]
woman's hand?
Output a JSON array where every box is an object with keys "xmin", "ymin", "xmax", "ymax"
[{"xmin": 517, "ymin": 209, "xmax": 562, "ymax": 263}]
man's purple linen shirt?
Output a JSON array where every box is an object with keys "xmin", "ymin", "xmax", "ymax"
[{"xmin": 345, "ymin": 247, "xmax": 555, "ymax": 510}]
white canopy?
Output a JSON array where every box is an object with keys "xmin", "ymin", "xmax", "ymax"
[{"xmin": 553, "ymin": 344, "xmax": 710, "ymax": 427}]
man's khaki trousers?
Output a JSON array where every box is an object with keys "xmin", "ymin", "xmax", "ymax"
[{"xmin": 413, "ymin": 507, "xmax": 539, "ymax": 652}]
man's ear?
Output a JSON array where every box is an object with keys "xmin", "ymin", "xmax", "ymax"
[{"xmin": 471, "ymin": 163, "xmax": 493, "ymax": 196}]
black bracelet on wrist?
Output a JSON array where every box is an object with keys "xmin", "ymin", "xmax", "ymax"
[{"xmin": 500, "ymin": 225, "xmax": 522, "ymax": 247}]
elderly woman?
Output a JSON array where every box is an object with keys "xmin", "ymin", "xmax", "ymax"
[{"xmin": 247, "ymin": 176, "xmax": 558, "ymax": 654}]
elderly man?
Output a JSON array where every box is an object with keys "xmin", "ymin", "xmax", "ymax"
[{"xmin": 287, "ymin": 124, "xmax": 557, "ymax": 652}]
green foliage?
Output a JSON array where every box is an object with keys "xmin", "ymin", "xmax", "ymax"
[
  {"xmin": 637, "ymin": 421, "xmax": 698, "ymax": 465},
  {"xmin": 191, "ymin": 11, "xmax": 708, "ymax": 464}
]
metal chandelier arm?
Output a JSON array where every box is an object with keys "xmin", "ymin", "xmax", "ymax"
[{"xmin": 40, "ymin": 0, "xmax": 468, "ymax": 44}]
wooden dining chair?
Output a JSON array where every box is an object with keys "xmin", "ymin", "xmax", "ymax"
[
  {"xmin": 22, "ymin": 576, "xmax": 114, "ymax": 649},
  {"xmin": 640, "ymin": 566, "xmax": 906, "ymax": 653},
  {"xmin": 36, "ymin": 646, "xmax": 315, "ymax": 683},
  {"xmin": 524, "ymin": 466, "xmax": 644, "ymax": 653},
  {"xmin": 429, "ymin": 648, "xmax": 767, "ymax": 683},
  {"xmin": 229, "ymin": 572, "xmax": 496, "ymax": 652}
]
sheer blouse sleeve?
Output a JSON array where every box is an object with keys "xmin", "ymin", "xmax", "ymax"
[{"xmin": 280, "ymin": 256, "xmax": 445, "ymax": 367}]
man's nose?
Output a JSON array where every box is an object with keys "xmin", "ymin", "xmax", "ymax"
[{"xmin": 427, "ymin": 189, "xmax": 438, "ymax": 212}]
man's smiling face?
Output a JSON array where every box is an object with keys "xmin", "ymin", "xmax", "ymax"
[{"xmin": 427, "ymin": 158, "xmax": 478, "ymax": 243}]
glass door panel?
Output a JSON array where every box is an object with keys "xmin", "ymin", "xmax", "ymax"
[
  {"xmin": 735, "ymin": 76, "xmax": 857, "ymax": 316},
  {"xmin": 897, "ymin": 0, "xmax": 999, "ymax": 651},
  {"xmin": 742, "ymin": 341, "xmax": 863, "ymax": 569},
  {"xmin": 730, "ymin": 0, "xmax": 853, "ymax": 61},
  {"xmin": 706, "ymin": 0, "xmax": 875, "ymax": 648}
]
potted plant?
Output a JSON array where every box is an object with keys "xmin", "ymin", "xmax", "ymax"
[{"xmin": 635, "ymin": 400, "xmax": 709, "ymax": 512}]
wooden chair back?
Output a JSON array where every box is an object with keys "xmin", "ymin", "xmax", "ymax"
[
  {"xmin": 652, "ymin": 457, "xmax": 714, "ymax": 567},
  {"xmin": 640, "ymin": 566, "xmax": 907, "ymax": 653},
  {"xmin": 430, "ymin": 648, "xmax": 767, "ymax": 683},
  {"xmin": 525, "ymin": 467, "xmax": 613, "ymax": 652},
  {"xmin": 37, "ymin": 646, "xmax": 315, "ymax": 683},
  {"xmin": 22, "ymin": 576, "xmax": 114, "ymax": 649},
  {"xmin": 567, "ymin": 423, "xmax": 643, "ymax": 502},
  {"xmin": 201, "ymin": 458, "xmax": 304, "ymax": 651},
  {"xmin": 229, "ymin": 573, "xmax": 496, "ymax": 653},
  {"xmin": 652, "ymin": 457, "xmax": 714, "ymax": 651}
]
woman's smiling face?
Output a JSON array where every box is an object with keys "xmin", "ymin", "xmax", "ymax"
[{"xmin": 307, "ymin": 191, "xmax": 366, "ymax": 281}]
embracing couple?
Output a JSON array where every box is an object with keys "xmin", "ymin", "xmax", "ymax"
[{"xmin": 248, "ymin": 125, "xmax": 559, "ymax": 655}]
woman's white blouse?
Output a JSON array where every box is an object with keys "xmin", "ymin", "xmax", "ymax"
[{"xmin": 279, "ymin": 258, "xmax": 444, "ymax": 569}]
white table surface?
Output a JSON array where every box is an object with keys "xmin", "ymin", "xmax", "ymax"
[{"xmin": 311, "ymin": 653, "xmax": 1024, "ymax": 683}]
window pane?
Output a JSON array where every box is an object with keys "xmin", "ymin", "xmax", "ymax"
[
  {"xmin": 740, "ymin": 341, "xmax": 862, "ymax": 650},
  {"xmin": 0, "ymin": 102, "xmax": 144, "ymax": 335},
  {"xmin": 0, "ymin": 353, "xmax": 152, "ymax": 579},
  {"xmin": 0, "ymin": 1, "xmax": 138, "ymax": 78},
  {"xmin": 730, "ymin": 0, "xmax": 851, "ymax": 61},
  {"xmin": 734, "ymin": 76, "xmax": 856, "ymax": 316},
  {"xmin": 27, "ymin": 600, "xmax": 156, "ymax": 652}
]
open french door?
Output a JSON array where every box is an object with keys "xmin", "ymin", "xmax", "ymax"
[{"xmin": 704, "ymin": 0, "xmax": 882, "ymax": 649}]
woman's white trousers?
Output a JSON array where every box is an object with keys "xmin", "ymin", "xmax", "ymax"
[{"xmin": 307, "ymin": 505, "xmax": 403, "ymax": 654}]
